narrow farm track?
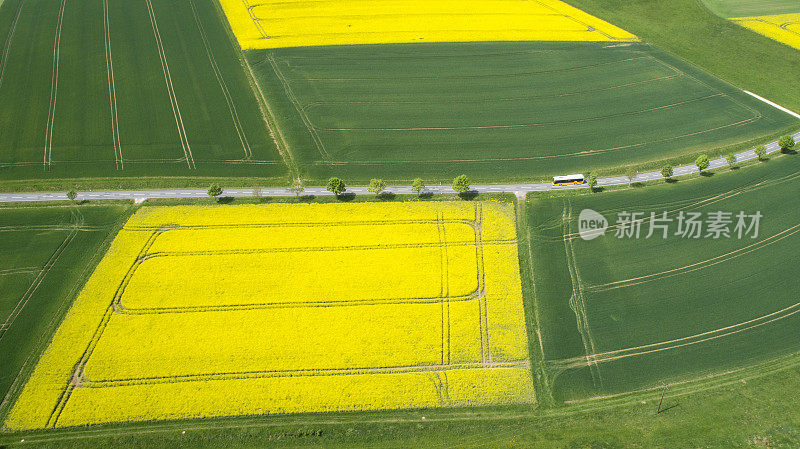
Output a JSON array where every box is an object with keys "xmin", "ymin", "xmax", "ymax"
[{"xmin": 2, "ymin": 131, "xmax": 798, "ymax": 203}]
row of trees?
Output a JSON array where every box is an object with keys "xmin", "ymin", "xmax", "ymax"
[
  {"xmin": 324, "ymin": 174, "xmax": 471, "ymax": 197},
  {"xmin": 203, "ymin": 136, "xmax": 796, "ymax": 198}
]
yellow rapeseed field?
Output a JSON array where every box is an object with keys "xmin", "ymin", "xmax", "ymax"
[
  {"xmin": 733, "ymin": 14, "xmax": 800, "ymax": 51},
  {"xmin": 219, "ymin": 0, "xmax": 637, "ymax": 50},
  {"xmin": 5, "ymin": 202, "xmax": 533, "ymax": 429}
]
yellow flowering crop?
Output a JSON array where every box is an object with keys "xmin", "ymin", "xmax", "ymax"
[
  {"xmin": 5, "ymin": 202, "xmax": 533, "ymax": 430},
  {"xmin": 219, "ymin": 0, "xmax": 637, "ymax": 50},
  {"xmin": 733, "ymin": 14, "xmax": 800, "ymax": 51}
]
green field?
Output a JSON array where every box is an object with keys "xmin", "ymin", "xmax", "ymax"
[
  {"xmin": 0, "ymin": 204, "xmax": 133, "ymax": 424},
  {"xmin": 248, "ymin": 41, "xmax": 798, "ymax": 183},
  {"xmin": 565, "ymin": 0, "xmax": 800, "ymax": 114},
  {"xmin": 700, "ymin": 0, "xmax": 800, "ymax": 17},
  {"xmin": 0, "ymin": 0, "xmax": 285, "ymax": 181},
  {"xmin": 527, "ymin": 156, "xmax": 800, "ymax": 403}
]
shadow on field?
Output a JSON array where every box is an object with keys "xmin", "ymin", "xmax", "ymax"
[
  {"xmin": 418, "ymin": 192, "xmax": 434, "ymax": 200},
  {"xmin": 781, "ymin": 149, "xmax": 797, "ymax": 155},
  {"xmin": 631, "ymin": 182, "xmax": 645, "ymax": 188},
  {"xmin": 665, "ymin": 178, "xmax": 679, "ymax": 184},
  {"xmin": 700, "ymin": 171, "xmax": 715, "ymax": 177},
  {"xmin": 336, "ymin": 193, "xmax": 356, "ymax": 202},
  {"xmin": 217, "ymin": 196, "xmax": 235, "ymax": 204},
  {"xmin": 657, "ymin": 402, "xmax": 680, "ymax": 415},
  {"xmin": 377, "ymin": 192, "xmax": 396, "ymax": 201},
  {"xmin": 298, "ymin": 194, "xmax": 316, "ymax": 202},
  {"xmin": 458, "ymin": 191, "xmax": 479, "ymax": 201}
]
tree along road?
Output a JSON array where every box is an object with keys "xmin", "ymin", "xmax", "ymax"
[{"xmin": 1, "ymin": 131, "xmax": 798, "ymax": 204}]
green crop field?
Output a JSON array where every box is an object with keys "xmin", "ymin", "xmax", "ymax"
[
  {"xmin": 0, "ymin": 204, "xmax": 133, "ymax": 424},
  {"xmin": 565, "ymin": 0, "xmax": 800, "ymax": 114},
  {"xmin": 0, "ymin": 0, "xmax": 285, "ymax": 181},
  {"xmin": 526, "ymin": 157, "xmax": 800, "ymax": 404},
  {"xmin": 700, "ymin": 0, "xmax": 800, "ymax": 17},
  {"xmin": 248, "ymin": 41, "xmax": 798, "ymax": 184}
]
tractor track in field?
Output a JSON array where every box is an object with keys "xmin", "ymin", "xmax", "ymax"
[
  {"xmin": 189, "ymin": 0, "xmax": 252, "ymax": 160},
  {"xmin": 43, "ymin": 0, "xmax": 66, "ymax": 170},
  {"xmin": 299, "ymin": 72, "xmax": 684, "ymax": 111},
  {"xmin": 0, "ymin": 224, "xmax": 77, "ymax": 340},
  {"xmin": 312, "ymin": 94, "xmax": 732, "ymax": 131},
  {"xmin": 81, "ymin": 360, "xmax": 531, "ymax": 388},
  {"xmin": 102, "ymin": 0, "xmax": 123, "ymax": 169},
  {"xmin": 298, "ymin": 55, "xmax": 653, "ymax": 82},
  {"xmin": 0, "ymin": 0, "xmax": 24, "ymax": 89},
  {"xmin": 548, "ymin": 301, "xmax": 800, "ymax": 371},
  {"xmin": 316, "ymin": 117, "xmax": 763, "ymax": 165},
  {"xmin": 144, "ymin": 0, "xmax": 195, "ymax": 170}
]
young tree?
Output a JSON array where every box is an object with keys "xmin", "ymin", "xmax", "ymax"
[
  {"xmin": 660, "ymin": 164, "xmax": 674, "ymax": 181},
  {"xmin": 726, "ymin": 153, "xmax": 737, "ymax": 169},
  {"xmin": 411, "ymin": 178, "xmax": 425, "ymax": 197},
  {"xmin": 755, "ymin": 145, "xmax": 767, "ymax": 161},
  {"xmin": 288, "ymin": 180, "xmax": 304, "ymax": 199},
  {"xmin": 586, "ymin": 171, "xmax": 599, "ymax": 192},
  {"xmin": 779, "ymin": 135, "xmax": 796, "ymax": 152},
  {"xmin": 207, "ymin": 183, "xmax": 223, "ymax": 199},
  {"xmin": 66, "ymin": 190, "xmax": 78, "ymax": 204},
  {"xmin": 695, "ymin": 154, "xmax": 710, "ymax": 175},
  {"xmin": 625, "ymin": 166, "xmax": 638, "ymax": 187},
  {"xmin": 452, "ymin": 174, "xmax": 470, "ymax": 194},
  {"xmin": 326, "ymin": 177, "xmax": 346, "ymax": 196},
  {"xmin": 368, "ymin": 178, "xmax": 386, "ymax": 196}
]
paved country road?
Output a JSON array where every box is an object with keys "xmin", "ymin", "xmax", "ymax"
[{"xmin": 1, "ymin": 131, "xmax": 798, "ymax": 204}]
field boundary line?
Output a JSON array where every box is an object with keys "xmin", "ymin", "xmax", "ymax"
[
  {"xmin": 102, "ymin": 0, "xmax": 122, "ymax": 169},
  {"xmin": 0, "ymin": 0, "xmax": 24, "ymax": 89},
  {"xmin": 43, "ymin": 0, "xmax": 67, "ymax": 170},
  {"xmin": 519, "ymin": 199, "xmax": 554, "ymax": 404},
  {"xmin": 144, "ymin": 0, "xmax": 195, "ymax": 169},
  {"xmin": 242, "ymin": 55, "xmax": 297, "ymax": 174},
  {"xmin": 531, "ymin": 0, "xmax": 618, "ymax": 41},
  {"xmin": 266, "ymin": 54, "xmax": 331, "ymax": 160},
  {"xmin": 743, "ymin": 89, "xmax": 800, "ymax": 120},
  {"xmin": 189, "ymin": 0, "xmax": 252, "ymax": 159}
]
